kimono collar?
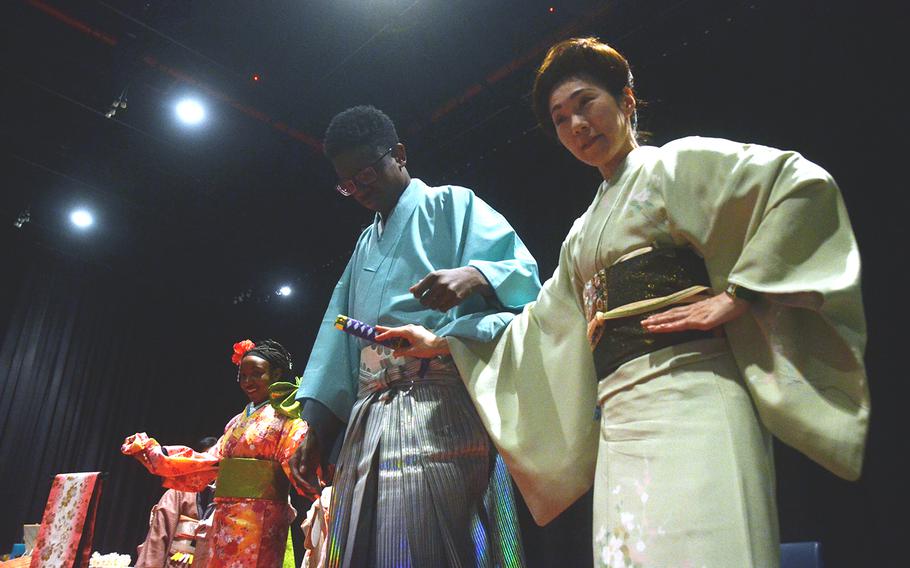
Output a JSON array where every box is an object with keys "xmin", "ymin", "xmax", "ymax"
[
  {"xmin": 606, "ymin": 145, "xmax": 650, "ymax": 186},
  {"xmin": 372, "ymin": 178, "xmax": 424, "ymax": 243},
  {"xmin": 595, "ymin": 145, "xmax": 654, "ymax": 201}
]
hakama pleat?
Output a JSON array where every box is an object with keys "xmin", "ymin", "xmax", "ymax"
[{"xmin": 327, "ymin": 350, "xmax": 524, "ymax": 568}]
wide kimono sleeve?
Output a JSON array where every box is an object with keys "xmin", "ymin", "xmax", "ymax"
[
  {"xmin": 448, "ymin": 226, "xmax": 598, "ymax": 526},
  {"xmin": 122, "ymin": 432, "xmax": 221, "ymax": 492},
  {"xmin": 436, "ymin": 187, "xmax": 542, "ymax": 341},
  {"xmin": 276, "ymin": 417, "xmax": 310, "ymax": 495},
  {"xmin": 658, "ymin": 136, "xmax": 870, "ymax": 480},
  {"xmin": 296, "ymin": 254, "xmax": 359, "ymax": 423}
]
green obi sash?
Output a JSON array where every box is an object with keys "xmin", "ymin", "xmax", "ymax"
[{"xmin": 214, "ymin": 458, "xmax": 290, "ymax": 501}]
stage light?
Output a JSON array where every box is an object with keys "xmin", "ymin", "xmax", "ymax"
[
  {"xmin": 70, "ymin": 209, "xmax": 94, "ymax": 229},
  {"xmin": 278, "ymin": 285, "xmax": 292, "ymax": 297},
  {"xmin": 252, "ymin": 74, "xmax": 261, "ymax": 82},
  {"xmin": 14, "ymin": 207, "xmax": 30, "ymax": 229},
  {"xmin": 175, "ymin": 99, "xmax": 205, "ymax": 125},
  {"xmin": 548, "ymin": 6, "xmax": 555, "ymax": 13}
]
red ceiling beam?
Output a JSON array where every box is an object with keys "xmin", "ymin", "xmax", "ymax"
[
  {"xmin": 26, "ymin": 0, "xmax": 321, "ymax": 150},
  {"xmin": 27, "ymin": 0, "xmax": 118, "ymax": 46}
]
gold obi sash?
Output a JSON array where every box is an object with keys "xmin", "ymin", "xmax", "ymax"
[
  {"xmin": 584, "ymin": 247, "xmax": 715, "ymax": 378},
  {"xmin": 214, "ymin": 458, "xmax": 289, "ymax": 501}
]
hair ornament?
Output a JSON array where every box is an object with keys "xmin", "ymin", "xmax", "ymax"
[{"xmin": 231, "ymin": 339, "xmax": 256, "ymax": 366}]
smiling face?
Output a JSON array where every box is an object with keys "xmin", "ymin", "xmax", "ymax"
[
  {"xmin": 237, "ymin": 354, "xmax": 274, "ymax": 405},
  {"xmin": 332, "ymin": 143, "xmax": 409, "ymax": 218},
  {"xmin": 548, "ymin": 76, "xmax": 637, "ymax": 179}
]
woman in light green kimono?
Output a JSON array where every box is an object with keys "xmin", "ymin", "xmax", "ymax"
[{"xmin": 377, "ymin": 37, "xmax": 870, "ymax": 568}]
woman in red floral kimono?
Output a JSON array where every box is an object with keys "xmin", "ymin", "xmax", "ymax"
[{"xmin": 123, "ymin": 339, "xmax": 309, "ymax": 568}]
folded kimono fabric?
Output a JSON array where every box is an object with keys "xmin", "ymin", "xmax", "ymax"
[{"xmin": 29, "ymin": 472, "xmax": 103, "ymax": 568}]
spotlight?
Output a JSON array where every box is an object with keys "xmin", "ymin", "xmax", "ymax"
[
  {"xmin": 105, "ymin": 93, "xmax": 127, "ymax": 119},
  {"xmin": 70, "ymin": 209, "xmax": 94, "ymax": 229},
  {"xmin": 277, "ymin": 285, "xmax": 292, "ymax": 297},
  {"xmin": 175, "ymin": 99, "xmax": 205, "ymax": 125},
  {"xmin": 252, "ymin": 74, "xmax": 261, "ymax": 82},
  {"xmin": 14, "ymin": 207, "xmax": 31, "ymax": 229}
]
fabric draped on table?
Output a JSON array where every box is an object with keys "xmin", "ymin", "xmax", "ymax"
[{"xmin": 29, "ymin": 472, "xmax": 103, "ymax": 568}]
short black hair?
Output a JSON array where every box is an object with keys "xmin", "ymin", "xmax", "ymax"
[
  {"xmin": 246, "ymin": 339, "xmax": 294, "ymax": 382},
  {"xmin": 323, "ymin": 105, "xmax": 399, "ymax": 160}
]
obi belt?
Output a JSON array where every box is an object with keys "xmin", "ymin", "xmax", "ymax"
[{"xmin": 584, "ymin": 247, "xmax": 715, "ymax": 378}]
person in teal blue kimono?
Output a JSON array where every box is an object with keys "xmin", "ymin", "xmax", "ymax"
[{"xmin": 290, "ymin": 105, "xmax": 541, "ymax": 567}]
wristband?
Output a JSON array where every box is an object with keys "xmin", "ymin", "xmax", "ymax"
[{"xmin": 725, "ymin": 283, "xmax": 759, "ymax": 303}]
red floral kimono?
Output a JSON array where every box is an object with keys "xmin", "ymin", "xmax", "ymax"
[{"xmin": 123, "ymin": 403, "xmax": 308, "ymax": 568}]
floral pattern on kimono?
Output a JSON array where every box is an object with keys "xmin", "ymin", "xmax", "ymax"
[{"xmin": 123, "ymin": 404, "xmax": 307, "ymax": 568}]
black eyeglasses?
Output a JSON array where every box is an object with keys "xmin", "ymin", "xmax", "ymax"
[{"xmin": 335, "ymin": 147, "xmax": 394, "ymax": 196}]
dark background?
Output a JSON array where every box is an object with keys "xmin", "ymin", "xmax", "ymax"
[{"xmin": 1, "ymin": 0, "xmax": 905, "ymax": 566}]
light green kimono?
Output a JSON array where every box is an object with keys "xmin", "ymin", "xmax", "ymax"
[{"xmin": 449, "ymin": 136, "xmax": 869, "ymax": 534}]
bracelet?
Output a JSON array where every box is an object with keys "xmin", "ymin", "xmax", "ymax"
[{"xmin": 725, "ymin": 283, "xmax": 759, "ymax": 303}]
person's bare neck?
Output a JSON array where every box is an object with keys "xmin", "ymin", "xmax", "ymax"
[
  {"xmin": 378, "ymin": 173, "xmax": 411, "ymax": 219},
  {"xmin": 597, "ymin": 139, "xmax": 638, "ymax": 180}
]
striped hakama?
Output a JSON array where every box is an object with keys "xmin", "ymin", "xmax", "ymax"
[{"xmin": 327, "ymin": 346, "xmax": 524, "ymax": 568}]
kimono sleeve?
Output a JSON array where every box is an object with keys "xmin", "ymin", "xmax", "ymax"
[
  {"xmin": 276, "ymin": 417, "xmax": 310, "ymax": 495},
  {"xmin": 659, "ymin": 136, "xmax": 869, "ymax": 480},
  {"xmin": 297, "ymin": 255, "xmax": 359, "ymax": 423},
  {"xmin": 448, "ymin": 233, "xmax": 598, "ymax": 525},
  {"xmin": 458, "ymin": 192, "xmax": 541, "ymax": 310},
  {"xmin": 122, "ymin": 432, "xmax": 220, "ymax": 492},
  {"xmin": 436, "ymin": 187, "xmax": 542, "ymax": 341}
]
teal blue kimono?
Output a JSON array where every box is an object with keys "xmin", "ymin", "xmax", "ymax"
[
  {"xmin": 296, "ymin": 178, "xmax": 541, "ymax": 422},
  {"xmin": 296, "ymin": 178, "xmax": 540, "ymax": 567}
]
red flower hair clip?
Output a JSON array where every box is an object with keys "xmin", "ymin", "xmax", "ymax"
[{"xmin": 231, "ymin": 339, "xmax": 256, "ymax": 366}]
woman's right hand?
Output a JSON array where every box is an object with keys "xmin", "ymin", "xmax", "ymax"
[
  {"xmin": 375, "ymin": 325, "xmax": 450, "ymax": 359},
  {"xmin": 641, "ymin": 292, "xmax": 749, "ymax": 333}
]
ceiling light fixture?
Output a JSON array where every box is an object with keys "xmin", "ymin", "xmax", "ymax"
[
  {"xmin": 70, "ymin": 208, "xmax": 94, "ymax": 229},
  {"xmin": 175, "ymin": 98, "xmax": 205, "ymax": 125}
]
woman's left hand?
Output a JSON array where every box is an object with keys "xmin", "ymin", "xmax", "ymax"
[
  {"xmin": 375, "ymin": 325, "xmax": 450, "ymax": 359},
  {"xmin": 641, "ymin": 293, "xmax": 749, "ymax": 333}
]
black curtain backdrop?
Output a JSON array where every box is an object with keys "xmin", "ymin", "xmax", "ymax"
[
  {"xmin": 0, "ymin": 243, "xmax": 234, "ymax": 554},
  {"xmin": 0, "ymin": 222, "xmax": 323, "ymax": 553}
]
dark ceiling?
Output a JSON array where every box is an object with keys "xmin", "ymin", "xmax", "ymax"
[
  {"xmin": 2, "ymin": 0, "xmax": 905, "ymax": 312},
  {"xmin": 3, "ymin": 0, "xmax": 622, "ymax": 294}
]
